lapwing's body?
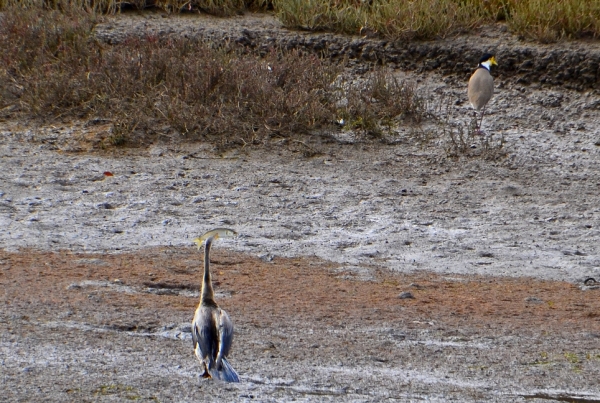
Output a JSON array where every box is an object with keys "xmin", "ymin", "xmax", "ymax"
[
  {"xmin": 468, "ymin": 68, "xmax": 494, "ymax": 111},
  {"xmin": 192, "ymin": 229, "xmax": 239, "ymax": 382},
  {"xmin": 467, "ymin": 54, "xmax": 497, "ymax": 133}
]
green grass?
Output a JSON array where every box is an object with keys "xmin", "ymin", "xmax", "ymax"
[
  {"xmin": 1, "ymin": 0, "xmax": 598, "ymax": 41},
  {"xmin": 273, "ymin": 0, "xmax": 489, "ymax": 40},
  {"xmin": 507, "ymin": 0, "xmax": 600, "ymax": 42},
  {"xmin": 274, "ymin": 0, "xmax": 600, "ymax": 41}
]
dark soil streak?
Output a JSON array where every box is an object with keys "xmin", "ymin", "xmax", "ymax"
[{"xmin": 94, "ymin": 13, "xmax": 600, "ymax": 89}]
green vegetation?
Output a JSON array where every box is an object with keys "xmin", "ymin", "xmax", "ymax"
[
  {"xmin": 508, "ymin": 0, "xmax": 600, "ymax": 42},
  {"xmin": 275, "ymin": 0, "xmax": 600, "ymax": 41},
  {"xmin": 564, "ymin": 352, "xmax": 580, "ymax": 364},
  {"xmin": 274, "ymin": 0, "xmax": 488, "ymax": 40},
  {"xmin": 527, "ymin": 351, "xmax": 599, "ymax": 372},
  {"xmin": 1, "ymin": 0, "xmax": 598, "ymax": 41}
]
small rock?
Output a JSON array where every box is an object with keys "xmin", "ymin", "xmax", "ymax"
[
  {"xmin": 502, "ymin": 185, "xmax": 522, "ymax": 196},
  {"xmin": 359, "ymin": 249, "xmax": 379, "ymax": 258},
  {"xmin": 259, "ymin": 253, "xmax": 274, "ymax": 262},
  {"xmin": 525, "ymin": 297, "xmax": 543, "ymax": 304},
  {"xmin": 478, "ymin": 251, "xmax": 494, "ymax": 258},
  {"xmin": 563, "ymin": 250, "xmax": 588, "ymax": 256},
  {"xmin": 585, "ymin": 332, "xmax": 600, "ymax": 339},
  {"xmin": 398, "ymin": 291, "xmax": 414, "ymax": 299}
]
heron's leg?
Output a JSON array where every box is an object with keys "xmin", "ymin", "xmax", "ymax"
[{"xmin": 201, "ymin": 362, "xmax": 211, "ymax": 378}]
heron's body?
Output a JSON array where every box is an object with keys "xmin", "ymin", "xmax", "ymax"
[
  {"xmin": 467, "ymin": 54, "xmax": 497, "ymax": 133},
  {"xmin": 192, "ymin": 233, "xmax": 239, "ymax": 382}
]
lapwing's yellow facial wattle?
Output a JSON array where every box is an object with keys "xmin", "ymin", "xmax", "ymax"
[{"xmin": 490, "ymin": 56, "xmax": 498, "ymax": 66}]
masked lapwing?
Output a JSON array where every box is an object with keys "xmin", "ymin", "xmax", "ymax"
[{"xmin": 468, "ymin": 53, "xmax": 497, "ymax": 134}]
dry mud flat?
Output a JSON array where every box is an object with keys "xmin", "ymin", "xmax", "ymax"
[
  {"xmin": 1, "ymin": 249, "xmax": 600, "ymax": 402},
  {"xmin": 1, "ymin": 11, "xmax": 600, "ymax": 403}
]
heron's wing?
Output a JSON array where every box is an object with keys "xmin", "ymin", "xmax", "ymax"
[
  {"xmin": 216, "ymin": 308, "xmax": 234, "ymax": 359},
  {"xmin": 192, "ymin": 308, "xmax": 217, "ymax": 364},
  {"xmin": 192, "ymin": 318, "xmax": 198, "ymax": 348},
  {"xmin": 210, "ymin": 308, "xmax": 239, "ymax": 382}
]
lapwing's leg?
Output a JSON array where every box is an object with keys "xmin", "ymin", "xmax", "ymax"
[{"xmin": 477, "ymin": 105, "xmax": 487, "ymax": 135}]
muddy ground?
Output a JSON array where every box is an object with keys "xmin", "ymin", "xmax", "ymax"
[
  {"xmin": 1, "ymin": 248, "xmax": 600, "ymax": 402},
  {"xmin": 1, "ymin": 11, "xmax": 600, "ymax": 403}
]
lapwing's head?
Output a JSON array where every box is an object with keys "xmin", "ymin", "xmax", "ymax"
[{"xmin": 478, "ymin": 54, "xmax": 498, "ymax": 70}]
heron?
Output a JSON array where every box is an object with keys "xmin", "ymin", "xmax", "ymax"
[{"xmin": 192, "ymin": 228, "xmax": 239, "ymax": 382}]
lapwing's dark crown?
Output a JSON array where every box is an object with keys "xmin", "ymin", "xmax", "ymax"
[{"xmin": 479, "ymin": 53, "xmax": 495, "ymax": 64}]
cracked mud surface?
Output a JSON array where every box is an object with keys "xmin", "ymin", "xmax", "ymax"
[{"xmin": 1, "ymin": 11, "xmax": 600, "ymax": 403}]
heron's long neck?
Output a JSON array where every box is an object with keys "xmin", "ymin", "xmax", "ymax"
[{"xmin": 201, "ymin": 237, "xmax": 216, "ymax": 304}]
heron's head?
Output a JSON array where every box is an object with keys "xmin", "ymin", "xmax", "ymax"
[
  {"xmin": 193, "ymin": 237, "xmax": 206, "ymax": 250},
  {"xmin": 193, "ymin": 228, "xmax": 238, "ymax": 250}
]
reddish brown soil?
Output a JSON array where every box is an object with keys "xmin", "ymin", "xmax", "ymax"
[
  {"xmin": 3, "ymin": 248, "xmax": 600, "ymax": 402},
  {"xmin": 2, "ymin": 248, "xmax": 598, "ymax": 337}
]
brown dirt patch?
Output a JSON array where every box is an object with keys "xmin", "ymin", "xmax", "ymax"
[
  {"xmin": 2, "ymin": 248, "xmax": 600, "ymax": 402},
  {"xmin": 2, "ymin": 247, "xmax": 598, "ymax": 336}
]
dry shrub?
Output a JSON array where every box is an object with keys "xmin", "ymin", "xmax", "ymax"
[
  {"xmin": 0, "ymin": 7, "xmax": 99, "ymax": 114},
  {"xmin": 0, "ymin": 0, "xmax": 267, "ymax": 15},
  {"xmin": 337, "ymin": 70, "xmax": 426, "ymax": 137},
  {"xmin": 1, "ymin": 6, "xmax": 429, "ymax": 149},
  {"xmin": 439, "ymin": 104, "xmax": 506, "ymax": 160},
  {"xmin": 0, "ymin": 0, "xmax": 118, "ymax": 13},
  {"xmin": 1, "ymin": 0, "xmax": 598, "ymax": 41},
  {"xmin": 152, "ymin": 0, "xmax": 247, "ymax": 15}
]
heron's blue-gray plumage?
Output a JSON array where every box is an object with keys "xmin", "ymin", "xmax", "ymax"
[{"xmin": 192, "ymin": 235, "xmax": 239, "ymax": 382}]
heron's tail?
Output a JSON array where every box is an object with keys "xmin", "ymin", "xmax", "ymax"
[{"xmin": 210, "ymin": 358, "xmax": 240, "ymax": 382}]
